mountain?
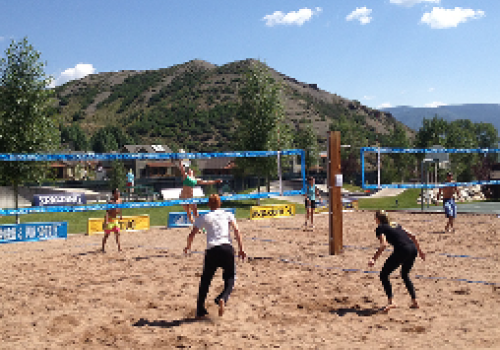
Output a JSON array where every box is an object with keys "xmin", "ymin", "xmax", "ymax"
[
  {"xmin": 54, "ymin": 59, "xmax": 411, "ymax": 152},
  {"xmin": 382, "ymin": 104, "xmax": 500, "ymax": 133}
]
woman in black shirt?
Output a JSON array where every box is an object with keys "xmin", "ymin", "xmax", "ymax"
[{"xmin": 368, "ymin": 210, "xmax": 425, "ymax": 312}]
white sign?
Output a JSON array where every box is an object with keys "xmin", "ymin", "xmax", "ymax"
[{"xmin": 335, "ymin": 174, "xmax": 343, "ymax": 187}]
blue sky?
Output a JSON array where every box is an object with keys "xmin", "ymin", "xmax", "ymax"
[{"xmin": 1, "ymin": 0, "xmax": 498, "ymax": 109}]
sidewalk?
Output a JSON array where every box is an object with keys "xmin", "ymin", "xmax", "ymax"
[{"xmin": 368, "ymin": 188, "xmax": 406, "ymax": 198}]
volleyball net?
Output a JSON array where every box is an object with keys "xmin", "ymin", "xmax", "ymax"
[
  {"xmin": 361, "ymin": 147, "xmax": 500, "ymax": 189},
  {"xmin": 0, "ymin": 149, "xmax": 306, "ymax": 216}
]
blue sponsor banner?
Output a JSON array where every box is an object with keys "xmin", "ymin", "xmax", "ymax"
[
  {"xmin": 363, "ymin": 180, "xmax": 500, "ymax": 190},
  {"xmin": 33, "ymin": 193, "xmax": 86, "ymax": 207},
  {"xmin": 0, "ymin": 190, "xmax": 304, "ymax": 216},
  {"xmin": 361, "ymin": 147, "xmax": 500, "ymax": 154},
  {"xmin": 0, "ymin": 149, "xmax": 305, "ymax": 162},
  {"xmin": 0, "ymin": 222, "xmax": 67, "ymax": 244},
  {"xmin": 168, "ymin": 208, "xmax": 236, "ymax": 228}
]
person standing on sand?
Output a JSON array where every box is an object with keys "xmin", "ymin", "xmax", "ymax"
[
  {"xmin": 304, "ymin": 176, "xmax": 321, "ymax": 230},
  {"xmin": 437, "ymin": 172, "xmax": 460, "ymax": 233},
  {"xmin": 102, "ymin": 188, "xmax": 122, "ymax": 252},
  {"xmin": 126, "ymin": 169, "xmax": 135, "ymax": 195},
  {"xmin": 184, "ymin": 194, "xmax": 246, "ymax": 318},
  {"xmin": 368, "ymin": 210, "xmax": 425, "ymax": 312}
]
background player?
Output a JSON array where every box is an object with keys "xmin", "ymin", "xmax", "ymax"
[{"xmin": 102, "ymin": 188, "xmax": 122, "ymax": 252}]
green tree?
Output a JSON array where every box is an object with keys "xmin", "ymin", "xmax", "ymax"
[
  {"xmin": 415, "ymin": 116, "xmax": 499, "ymax": 182},
  {"xmin": 90, "ymin": 125, "xmax": 133, "ymax": 153},
  {"xmin": 294, "ymin": 123, "xmax": 319, "ymax": 175},
  {"xmin": 415, "ymin": 115, "xmax": 447, "ymax": 148},
  {"xmin": 383, "ymin": 124, "xmax": 413, "ymax": 183},
  {"xmin": 446, "ymin": 119, "xmax": 479, "ymax": 182},
  {"xmin": 61, "ymin": 123, "xmax": 89, "ymax": 151},
  {"xmin": 234, "ymin": 60, "xmax": 291, "ymax": 197},
  {"xmin": 472, "ymin": 122, "xmax": 498, "ymax": 180},
  {"xmin": 0, "ymin": 38, "xmax": 60, "ymax": 223},
  {"xmin": 475, "ymin": 122, "xmax": 498, "ymax": 149},
  {"xmin": 109, "ymin": 160, "xmax": 126, "ymax": 193},
  {"xmin": 329, "ymin": 114, "xmax": 373, "ymax": 184},
  {"xmin": 91, "ymin": 128, "xmax": 118, "ymax": 153}
]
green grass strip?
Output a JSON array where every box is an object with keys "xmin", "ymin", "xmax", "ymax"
[
  {"xmin": 0, "ymin": 198, "xmax": 306, "ymax": 235},
  {"xmin": 357, "ymin": 189, "xmax": 422, "ymax": 210}
]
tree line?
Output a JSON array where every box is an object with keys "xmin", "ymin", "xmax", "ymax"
[{"xmin": 359, "ymin": 116, "xmax": 499, "ymax": 185}]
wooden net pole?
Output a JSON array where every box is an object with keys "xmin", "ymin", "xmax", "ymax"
[{"xmin": 328, "ymin": 131, "xmax": 343, "ymax": 255}]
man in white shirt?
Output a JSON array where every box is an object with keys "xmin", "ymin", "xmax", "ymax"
[{"xmin": 184, "ymin": 194, "xmax": 246, "ymax": 318}]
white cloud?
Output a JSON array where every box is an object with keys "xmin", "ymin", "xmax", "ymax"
[
  {"xmin": 428, "ymin": 87, "xmax": 435, "ymax": 92},
  {"xmin": 363, "ymin": 95, "xmax": 375, "ymax": 100},
  {"xmin": 421, "ymin": 7, "xmax": 485, "ymax": 29},
  {"xmin": 346, "ymin": 7, "xmax": 372, "ymax": 25},
  {"xmin": 263, "ymin": 7, "xmax": 322, "ymax": 27},
  {"xmin": 49, "ymin": 63, "xmax": 96, "ymax": 88},
  {"xmin": 424, "ymin": 101, "xmax": 446, "ymax": 108},
  {"xmin": 0, "ymin": 36, "xmax": 4, "ymax": 42},
  {"xmin": 378, "ymin": 102, "xmax": 393, "ymax": 109},
  {"xmin": 390, "ymin": 0, "xmax": 440, "ymax": 7}
]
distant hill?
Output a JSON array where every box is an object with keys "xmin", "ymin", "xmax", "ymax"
[
  {"xmin": 54, "ymin": 59, "xmax": 412, "ymax": 152},
  {"xmin": 382, "ymin": 104, "xmax": 500, "ymax": 133}
]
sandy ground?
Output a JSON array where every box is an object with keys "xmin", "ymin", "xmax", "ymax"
[{"xmin": 0, "ymin": 211, "xmax": 499, "ymax": 349}]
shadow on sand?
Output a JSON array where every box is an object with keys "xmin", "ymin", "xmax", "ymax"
[
  {"xmin": 133, "ymin": 254, "xmax": 169, "ymax": 261},
  {"xmin": 428, "ymin": 231, "xmax": 447, "ymax": 235},
  {"xmin": 133, "ymin": 316, "xmax": 211, "ymax": 328},
  {"xmin": 330, "ymin": 307, "xmax": 381, "ymax": 317},
  {"xmin": 73, "ymin": 250, "xmax": 104, "ymax": 257}
]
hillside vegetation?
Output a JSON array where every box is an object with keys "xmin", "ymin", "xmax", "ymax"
[{"xmin": 54, "ymin": 59, "xmax": 411, "ymax": 153}]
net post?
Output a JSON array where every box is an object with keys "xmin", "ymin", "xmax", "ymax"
[
  {"xmin": 300, "ymin": 149, "xmax": 307, "ymax": 193},
  {"xmin": 360, "ymin": 148, "xmax": 365, "ymax": 188},
  {"xmin": 377, "ymin": 146, "xmax": 381, "ymax": 189},
  {"xmin": 420, "ymin": 160, "xmax": 424, "ymax": 211},
  {"xmin": 277, "ymin": 151, "xmax": 283, "ymax": 196},
  {"xmin": 328, "ymin": 131, "xmax": 343, "ymax": 255}
]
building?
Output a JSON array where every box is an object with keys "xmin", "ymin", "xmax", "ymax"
[
  {"xmin": 196, "ymin": 157, "xmax": 236, "ymax": 176},
  {"xmin": 489, "ymin": 163, "xmax": 500, "ymax": 198},
  {"xmin": 121, "ymin": 145, "xmax": 180, "ymax": 179},
  {"xmin": 50, "ymin": 154, "xmax": 97, "ymax": 181}
]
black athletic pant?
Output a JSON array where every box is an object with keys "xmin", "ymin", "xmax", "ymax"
[
  {"xmin": 197, "ymin": 244, "xmax": 235, "ymax": 315},
  {"xmin": 380, "ymin": 246, "xmax": 418, "ymax": 300}
]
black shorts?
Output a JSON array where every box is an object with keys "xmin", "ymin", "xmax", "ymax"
[{"xmin": 305, "ymin": 198, "xmax": 316, "ymax": 209}]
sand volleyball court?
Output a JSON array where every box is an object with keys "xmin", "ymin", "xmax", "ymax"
[{"xmin": 0, "ymin": 211, "xmax": 499, "ymax": 349}]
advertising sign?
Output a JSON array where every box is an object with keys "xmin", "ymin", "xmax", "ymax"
[
  {"xmin": 342, "ymin": 199, "xmax": 359, "ymax": 211},
  {"xmin": 0, "ymin": 222, "xmax": 67, "ymax": 244},
  {"xmin": 250, "ymin": 204, "xmax": 296, "ymax": 220},
  {"xmin": 168, "ymin": 208, "xmax": 236, "ymax": 228},
  {"xmin": 315, "ymin": 200, "xmax": 329, "ymax": 213},
  {"xmin": 33, "ymin": 193, "xmax": 86, "ymax": 207},
  {"xmin": 87, "ymin": 215, "xmax": 150, "ymax": 235}
]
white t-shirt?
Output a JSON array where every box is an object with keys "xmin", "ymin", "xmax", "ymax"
[{"xmin": 194, "ymin": 209, "xmax": 236, "ymax": 250}]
